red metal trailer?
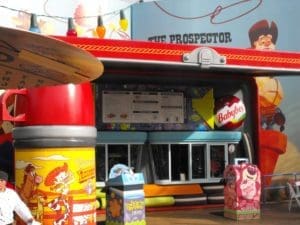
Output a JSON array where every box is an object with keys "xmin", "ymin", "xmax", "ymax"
[{"xmin": 54, "ymin": 36, "xmax": 300, "ymax": 206}]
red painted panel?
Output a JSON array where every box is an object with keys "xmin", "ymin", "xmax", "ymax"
[{"xmin": 54, "ymin": 36, "xmax": 300, "ymax": 72}]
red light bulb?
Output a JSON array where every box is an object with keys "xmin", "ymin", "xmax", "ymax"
[{"xmin": 66, "ymin": 17, "xmax": 77, "ymax": 37}]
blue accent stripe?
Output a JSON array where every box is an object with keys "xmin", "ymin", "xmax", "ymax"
[
  {"xmin": 97, "ymin": 131, "xmax": 147, "ymax": 143},
  {"xmin": 148, "ymin": 131, "xmax": 241, "ymax": 143},
  {"xmin": 97, "ymin": 131, "xmax": 241, "ymax": 143}
]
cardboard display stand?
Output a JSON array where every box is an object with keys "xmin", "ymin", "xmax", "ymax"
[
  {"xmin": 106, "ymin": 164, "xmax": 146, "ymax": 225},
  {"xmin": 224, "ymin": 163, "xmax": 261, "ymax": 220}
]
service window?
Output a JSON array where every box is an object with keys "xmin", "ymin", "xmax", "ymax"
[
  {"xmin": 171, "ymin": 144, "xmax": 189, "ymax": 181},
  {"xmin": 151, "ymin": 142, "xmax": 229, "ymax": 184},
  {"xmin": 151, "ymin": 144, "xmax": 169, "ymax": 181},
  {"xmin": 209, "ymin": 144, "xmax": 226, "ymax": 179},
  {"xmin": 95, "ymin": 144, "xmax": 106, "ymax": 184},
  {"xmin": 95, "ymin": 144, "xmax": 144, "ymax": 186},
  {"xmin": 130, "ymin": 144, "xmax": 144, "ymax": 172},
  {"xmin": 191, "ymin": 144, "xmax": 206, "ymax": 179},
  {"xmin": 151, "ymin": 144, "xmax": 190, "ymax": 183},
  {"xmin": 107, "ymin": 144, "xmax": 128, "ymax": 173}
]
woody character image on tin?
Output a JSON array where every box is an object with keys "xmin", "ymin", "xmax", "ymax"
[{"xmin": 44, "ymin": 163, "xmax": 74, "ymax": 225}]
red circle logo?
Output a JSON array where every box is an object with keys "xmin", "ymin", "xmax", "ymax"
[{"xmin": 214, "ymin": 95, "xmax": 246, "ymax": 130}]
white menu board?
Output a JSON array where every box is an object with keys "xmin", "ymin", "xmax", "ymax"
[{"xmin": 102, "ymin": 91, "xmax": 184, "ymax": 123}]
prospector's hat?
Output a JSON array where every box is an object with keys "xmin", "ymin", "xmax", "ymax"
[{"xmin": 248, "ymin": 20, "xmax": 278, "ymax": 47}]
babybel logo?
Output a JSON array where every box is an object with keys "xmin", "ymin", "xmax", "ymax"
[{"xmin": 215, "ymin": 95, "xmax": 246, "ymax": 130}]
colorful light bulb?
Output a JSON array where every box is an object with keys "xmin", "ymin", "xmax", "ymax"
[
  {"xmin": 66, "ymin": 17, "xmax": 77, "ymax": 37},
  {"xmin": 29, "ymin": 13, "xmax": 40, "ymax": 33},
  {"xmin": 119, "ymin": 10, "xmax": 128, "ymax": 31},
  {"xmin": 96, "ymin": 16, "xmax": 106, "ymax": 38}
]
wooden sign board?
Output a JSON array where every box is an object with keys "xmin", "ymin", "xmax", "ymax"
[{"xmin": 0, "ymin": 26, "xmax": 104, "ymax": 89}]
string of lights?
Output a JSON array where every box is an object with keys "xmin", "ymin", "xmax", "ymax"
[
  {"xmin": 0, "ymin": 4, "xmax": 130, "ymax": 38},
  {"xmin": 0, "ymin": 0, "xmax": 162, "ymax": 38},
  {"xmin": 0, "ymin": 4, "xmax": 128, "ymax": 20},
  {"xmin": 0, "ymin": 0, "xmax": 161, "ymax": 19}
]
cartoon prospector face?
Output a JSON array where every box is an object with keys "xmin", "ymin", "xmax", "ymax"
[
  {"xmin": 44, "ymin": 163, "xmax": 74, "ymax": 225},
  {"xmin": 249, "ymin": 19, "xmax": 278, "ymax": 50}
]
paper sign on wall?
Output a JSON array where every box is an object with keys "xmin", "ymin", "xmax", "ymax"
[{"xmin": 102, "ymin": 91, "xmax": 184, "ymax": 123}]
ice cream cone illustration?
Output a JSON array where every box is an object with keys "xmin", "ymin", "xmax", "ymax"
[
  {"xmin": 249, "ymin": 20, "xmax": 286, "ymax": 184},
  {"xmin": 256, "ymin": 77, "xmax": 286, "ymax": 185}
]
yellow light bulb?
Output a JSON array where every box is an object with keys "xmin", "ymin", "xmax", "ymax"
[
  {"xmin": 119, "ymin": 19, "xmax": 128, "ymax": 31},
  {"xmin": 119, "ymin": 10, "xmax": 128, "ymax": 31}
]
